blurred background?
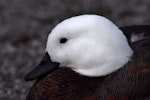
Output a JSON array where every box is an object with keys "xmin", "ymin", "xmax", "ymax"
[{"xmin": 0, "ymin": 0, "xmax": 149, "ymax": 99}]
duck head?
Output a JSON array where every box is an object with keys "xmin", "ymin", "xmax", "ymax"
[{"xmin": 25, "ymin": 15, "xmax": 133, "ymax": 81}]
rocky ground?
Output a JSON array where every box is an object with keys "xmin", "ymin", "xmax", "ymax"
[{"xmin": 0, "ymin": 0, "xmax": 149, "ymax": 99}]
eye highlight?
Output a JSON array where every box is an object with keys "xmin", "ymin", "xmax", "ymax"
[{"xmin": 60, "ymin": 38, "xmax": 68, "ymax": 43}]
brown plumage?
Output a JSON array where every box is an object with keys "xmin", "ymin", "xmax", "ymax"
[
  {"xmin": 119, "ymin": 25, "xmax": 150, "ymax": 43},
  {"xmin": 27, "ymin": 68, "xmax": 106, "ymax": 100},
  {"xmin": 99, "ymin": 37, "xmax": 150, "ymax": 100},
  {"xmin": 26, "ymin": 25, "xmax": 150, "ymax": 100}
]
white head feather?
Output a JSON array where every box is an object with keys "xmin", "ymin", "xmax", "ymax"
[{"xmin": 46, "ymin": 15, "xmax": 133, "ymax": 76}]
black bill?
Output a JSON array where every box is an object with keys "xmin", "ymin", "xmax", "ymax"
[{"xmin": 24, "ymin": 52, "xmax": 59, "ymax": 81}]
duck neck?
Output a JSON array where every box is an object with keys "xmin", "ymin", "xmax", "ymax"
[{"xmin": 32, "ymin": 68, "xmax": 107, "ymax": 99}]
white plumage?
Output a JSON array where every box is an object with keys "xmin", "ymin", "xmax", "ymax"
[{"xmin": 46, "ymin": 15, "xmax": 133, "ymax": 76}]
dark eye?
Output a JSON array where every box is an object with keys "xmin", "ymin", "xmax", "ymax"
[{"xmin": 60, "ymin": 38, "xmax": 68, "ymax": 43}]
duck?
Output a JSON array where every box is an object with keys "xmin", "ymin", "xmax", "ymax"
[{"xmin": 25, "ymin": 15, "xmax": 150, "ymax": 100}]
